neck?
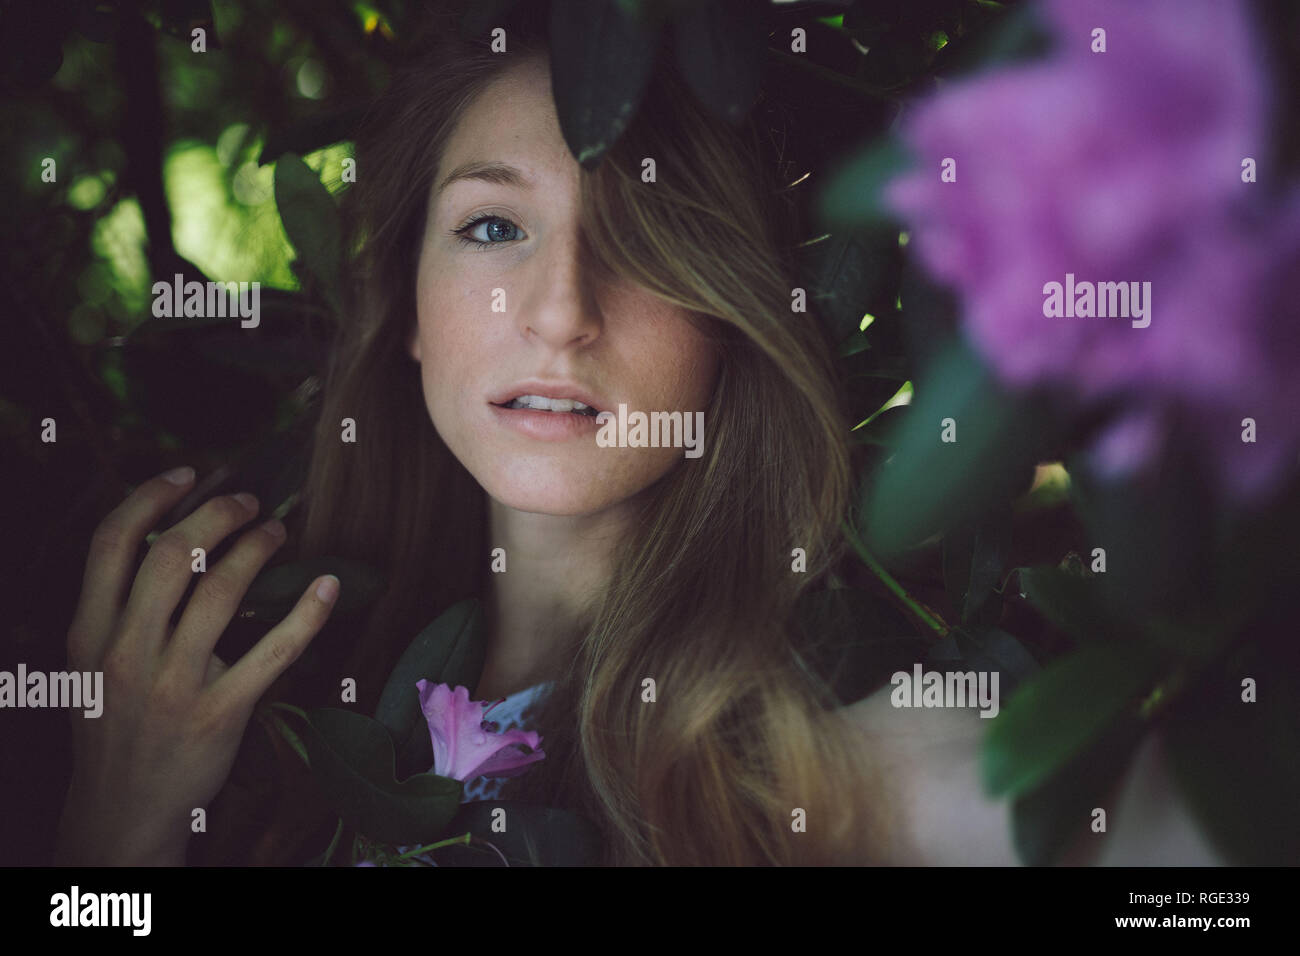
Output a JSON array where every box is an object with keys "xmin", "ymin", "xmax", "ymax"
[{"xmin": 475, "ymin": 495, "xmax": 634, "ymax": 701}]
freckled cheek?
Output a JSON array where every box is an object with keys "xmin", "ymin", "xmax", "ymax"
[
  {"xmin": 642, "ymin": 330, "xmax": 719, "ymax": 410},
  {"xmin": 419, "ymin": 284, "xmax": 490, "ymax": 384}
]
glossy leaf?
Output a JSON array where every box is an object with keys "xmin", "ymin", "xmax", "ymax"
[
  {"xmin": 951, "ymin": 624, "xmax": 1039, "ymax": 698},
  {"xmin": 1165, "ymin": 646, "xmax": 1300, "ymax": 865},
  {"xmin": 548, "ymin": 0, "xmax": 661, "ymax": 169},
  {"xmin": 303, "ymin": 707, "xmax": 463, "ymax": 845},
  {"xmin": 818, "ymin": 139, "xmax": 913, "ymax": 229},
  {"xmin": 375, "ymin": 599, "xmax": 487, "ymax": 778},
  {"xmin": 433, "ymin": 801, "xmax": 604, "ymax": 866},
  {"xmin": 273, "ymin": 153, "xmax": 343, "ymax": 312},
  {"xmin": 671, "ymin": 0, "xmax": 765, "ymax": 125},
  {"xmin": 861, "ymin": 340, "xmax": 1049, "ymax": 556},
  {"xmin": 794, "ymin": 587, "xmax": 927, "ymax": 706},
  {"xmin": 238, "ymin": 556, "xmax": 386, "ymax": 623},
  {"xmin": 1010, "ymin": 710, "xmax": 1144, "ymax": 865},
  {"xmin": 982, "ymin": 642, "xmax": 1162, "ymax": 799}
]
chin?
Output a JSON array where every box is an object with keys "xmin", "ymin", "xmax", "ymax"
[{"xmin": 475, "ymin": 451, "xmax": 672, "ymax": 518}]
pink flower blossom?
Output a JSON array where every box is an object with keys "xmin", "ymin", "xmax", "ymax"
[
  {"xmin": 416, "ymin": 681, "xmax": 545, "ymax": 783},
  {"xmin": 882, "ymin": 0, "xmax": 1300, "ymax": 501}
]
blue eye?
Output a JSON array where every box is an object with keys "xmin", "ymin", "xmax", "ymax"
[{"xmin": 451, "ymin": 214, "xmax": 523, "ymax": 248}]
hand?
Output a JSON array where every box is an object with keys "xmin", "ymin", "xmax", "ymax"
[{"xmin": 54, "ymin": 466, "xmax": 339, "ymax": 866}]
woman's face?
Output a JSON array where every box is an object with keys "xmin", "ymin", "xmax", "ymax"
[{"xmin": 410, "ymin": 54, "xmax": 720, "ymax": 517}]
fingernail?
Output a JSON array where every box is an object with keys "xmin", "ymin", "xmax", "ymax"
[
  {"xmin": 316, "ymin": 575, "xmax": 340, "ymax": 602},
  {"xmin": 232, "ymin": 492, "xmax": 258, "ymax": 512},
  {"xmin": 162, "ymin": 466, "xmax": 195, "ymax": 485},
  {"xmin": 259, "ymin": 518, "xmax": 286, "ymax": 540}
]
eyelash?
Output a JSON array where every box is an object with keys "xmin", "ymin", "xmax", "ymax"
[{"xmin": 449, "ymin": 213, "xmax": 524, "ymax": 250}]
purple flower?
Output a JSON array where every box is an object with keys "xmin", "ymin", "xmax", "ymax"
[
  {"xmin": 883, "ymin": 0, "xmax": 1300, "ymax": 500},
  {"xmin": 416, "ymin": 681, "xmax": 545, "ymax": 783}
]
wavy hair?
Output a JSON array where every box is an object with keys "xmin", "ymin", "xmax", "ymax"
[{"xmin": 205, "ymin": 2, "xmax": 889, "ymax": 867}]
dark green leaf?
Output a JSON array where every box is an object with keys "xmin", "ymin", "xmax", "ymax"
[
  {"xmin": 932, "ymin": 0, "xmax": 1052, "ymax": 79},
  {"xmin": 121, "ymin": 307, "xmax": 286, "ymax": 450},
  {"xmin": 837, "ymin": 330, "xmax": 871, "ymax": 357},
  {"xmin": 273, "ymin": 153, "xmax": 343, "ymax": 312},
  {"xmin": 818, "ymin": 139, "xmax": 913, "ymax": 228},
  {"xmin": 1017, "ymin": 564, "xmax": 1122, "ymax": 644},
  {"xmin": 374, "ymin": 599, "xmax": 486, "ymax": 778},
  {"xmin": 843, "ymin": 370, "xmax": 907, "ymax": 423},
  {"xmin": 982, "ymin": 642, "xmax": 1162, "ymax": 799},
  {"xmin": 951, "ymin": 625, "xmax": 1039, "ymax": 697},
  {"xmin": 861, "ymin": 340, "xmax": 1050, "ymax": 556},
  {"xmin": 258, "ymin": 108, "xmax": 365, "ymax": 167},
  {"xmin": 239, "ymin": 557, "xmax": 386, "ymax": 623},
  {"xmin": 850, "ymin": 402, "xmax": 908, "ymax": 447},
  {"xmin": 962, "ymin": 507, "xmax": 1012, "ymax": 623},
  {"xmin": 1165, "ymin": 647, "xmax": 1300, "ymax": 865},
  {"xmin": 433, "ymin": 801, "xmax": 604, "ymax": 866},
  {"xmin": 671, "ymin": 0, "xmax": 765, "ymax": 125},
  {"xmin": 1011, "ymin": 711, "xmax": 1144, "ymax": 865},
  {"xmin": 798, "ymin": 226, "xmax": 901, "ymax": 343},
  {"xmin": 303, "ymin": 708, "xmax": 463, "ymax": 845},
  {"xmin": 794, "ymin": 587, "xmax": 927, "ymax": 706},
  {"xmin": 548, "ymin": 0, "xmax": 661, "ymax": 169}
]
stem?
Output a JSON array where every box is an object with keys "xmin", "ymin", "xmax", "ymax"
[
  {"xmin": 320, "ymin": 818, "xmax": 344, "ymax": 867},
  {"xmin": 394, "ymin": 832, "xmax": 472, "ymax": 861},
  {"xmin": 842, "ymin": 521, "xmax": 949, "ymax": 638}
]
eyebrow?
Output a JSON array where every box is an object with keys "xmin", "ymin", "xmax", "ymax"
[{"xmin": 435, "ymin": 160, "xmax": 532, "ymax": 195}]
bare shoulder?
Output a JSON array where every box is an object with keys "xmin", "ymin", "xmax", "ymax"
[
  {"xmin": 838, "ymin": 683, "xmax": 1229, "ymax": 866},
  {"xmin": 838, "ymin": 684, "xmax": 1019, "ymax": 865}
]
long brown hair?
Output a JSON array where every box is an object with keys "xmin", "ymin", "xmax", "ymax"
[{"xmin": 203, "ymin": 2, "xmax": 889, "ymax": 866}]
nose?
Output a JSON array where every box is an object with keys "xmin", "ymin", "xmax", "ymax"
[{"xmin": 516, "ymin": 225, "xmax": 604, "ymax": 350}]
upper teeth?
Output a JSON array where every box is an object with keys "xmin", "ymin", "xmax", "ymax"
[{"xmin": 506, "ymin": 394, "xmax": 596, "ymax": 414}]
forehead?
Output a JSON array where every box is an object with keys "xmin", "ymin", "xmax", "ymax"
[{"xmin": 437, "ymin": 55, "xmax": 576, "ymax": 187}]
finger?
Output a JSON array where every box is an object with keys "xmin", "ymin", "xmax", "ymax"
[
  {"xmin": 161, "ymin": 516, "xmax": 287, "ymax": 689},
  {"xmin": 203, "ymin": 654, "xmax": 229, "ymax": 688},
  {"xmin": 67, "ymin": 466, "xmax": 198, "ymax": 669},
  {"xmin": 116, "ymin": 492, "xmax": 262, "ymax": 660},
  {"xmin": 210, "ymin": 575, "xmax": 339, "ymax": 715}
]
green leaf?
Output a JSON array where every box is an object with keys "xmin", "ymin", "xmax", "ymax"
[
  {"xmin": 793, "ymin": 588, "xmax": 926, "ymax": 706},
  {"xmin": 1165, "ymin": 647, "xmax": 1300, "ymax": 865},
  {"xmin": 861, "ymin": 340, "xmax": 1049, "ymax": 556},
  {"xmin": 266, "ymin": 711, "xmax": 310, "ymax": 767},
  {"xmin": 982, "ymin": 642, "xmax": 1161, "ymax": 799},
  {"xmin": 1010, "ymin": 711, "xmax": 1143, "ymax": 865},
  {"xmin": 818, "ymin": 138, "xmax": 913, "ymax": 228},
  {"xmin": 851, "ymin": 402, "xmax": 908, "ymax": 448},
  {"xmin": 671, "ymin": 0, "xmax": 765, "ymax": 125},
  {"xmin": 798, "ymin": 227, "xmax": 901, "ymax": 344},
  {"xmin": 122, "ymin": 313, "xmax": 284, "ymax": 450},
  {"xmin": 951, "ymin": 625, "xmax": 1039, "ymax": 697},
  {"xmin": 843, "ymin": 369, "xmax": 908, "ymax": 423},
  {"xmin": 548, "ymin": 0, "xmax": 661, "ymax": 169},
  {"xmin": 945, "ymin": 505, "xmax": 1012, "ymax": 624},
  {"xmin": 258, "ymin": 109, "xmax": 364, "ymax": 167},
  {"xmin": 433, "ymin": 802, "xmax": 604, "ymax": 866},
  {"xmin": 302, "ymin": 707, "xmax": 463, "ymax": 845},
  {"xmin": 239, "ymin": 557, "xmax": 386, "ymax": 623},
  {"xmin": 273, "ymin": 153, "xmax": 343, "ymax": 312},
  {"xmin": 374, "ymin": 600, "xmax": 487, "ymax": 778},
  {"xmin": 932, "ymin": 0, "xmax": 1052, "ymax": 79},
  {"xmin": 1017, "ymin": 564, "xmax": 1122, "ymax": 644}
]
